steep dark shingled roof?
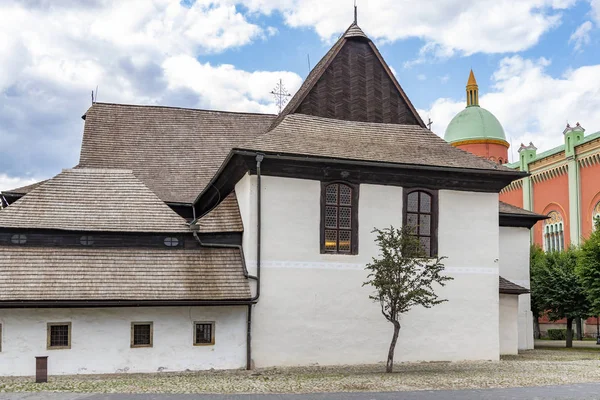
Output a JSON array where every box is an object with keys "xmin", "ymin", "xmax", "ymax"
[
  {"xmin": 269, "ymin": 22, "xmax": 425, "ymax": 130},
  {"xmin": 240, "ymin": 114, "xmax": 516, "ymax": 172},
  {"xmin": 0, "ymin": 168, "xmax": 189, "ymax": 233},
  {"xmin": 79, "ymin": 103, "xmax": 275, "ymax": 204},
  {"xmin": 499, "ymin": 276, "xmax": 530, "ymax": 295},
  {"xmin": 0, "ymin": 246, "xmax": 250, "ymax": 302}
]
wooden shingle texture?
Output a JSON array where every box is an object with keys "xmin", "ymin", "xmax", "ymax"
[
  {"xmin": 240, "ymin": 114, "xmax": 516, "ymax": 172},
  {"xmin": 196, "ymin": 192, "xmax": 244, "ymax": 233},
  {"xmin": 269, "ymin": 22, "xmax": 424, "ymax": 129},
  {"xmin": 79, "ymin": 103, "xmax": 274, "ymax": 204},
  {"xmin": 0, "ymin": 247, "xmax": 250, "ymax": 301},
  {"xmin": 499, "ymin": 276, "xmax": 529, "ymax": 295},
  {"xmin": 0, "ymin": 168, "xmax": 190, "ymax": 233},
  {"xmin": 499, "ymin": 201, "xmax": 545, "ymax": 217}
]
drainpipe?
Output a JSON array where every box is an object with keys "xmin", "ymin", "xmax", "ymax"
[{"xmin": 189, "ymin": 153, "xmax": 264, "ymax": 371}]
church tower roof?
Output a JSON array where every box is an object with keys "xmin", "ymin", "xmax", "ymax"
[
  {"xmin": 444, "ymin": 70, "xmax": 508, "ymax": 146},
  {"xmin": 268, "ymin": 18, "xmax": 426, "ymax": 130}
]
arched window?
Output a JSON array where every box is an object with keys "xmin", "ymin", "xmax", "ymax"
[
  {"xmin": 321, "ymin": 182, "xmax": 358, "ymax": 254},
  {"xmin": 593, "ymin": 201, "xmax": 600, "ymax": 231},
  {"xmin": 544, "ymin": 211, "xmax": 564, "ymax": 252},
  {"xmin": 404, "ymin": 189, "xmax": 438, "ymax": 257}
]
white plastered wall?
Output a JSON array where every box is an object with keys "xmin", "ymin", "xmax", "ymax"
[
  {"xmin": 499, "ymin": 294, "xmax": 519, "ymax": 354},
  {"xmin": 0, "ymin": 306, "xmax": 246, "ymax": 376},
  {"xmin": 499, "ymin": 226, "xmax": 534, "ymax": 350},
  {"xmin": 236, "ymin": 174, "xmax": 500, "ymax": 367}
]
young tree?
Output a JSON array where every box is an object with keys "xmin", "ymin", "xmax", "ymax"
[
  {"xmin": 577, "ymin": 218, "xmax": 600, "ymax": 319},
  {"xmin": 529, "ymin": 245, "xmax": 546, "ymax": 339},
  {"xmin": 538, "ymin": 249, "xmax": 589, "ymax": 347},
  {"xmin": 364, "ymin": 225, "xmax": 452, "ymax": 373}
]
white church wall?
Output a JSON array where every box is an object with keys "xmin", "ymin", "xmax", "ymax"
[
  {"xmin": 0, "ymin": 306, "xmax": 246, "ymax": 376},
  {"xmin": 499, "ymin": 294, "xmax": 519, "ymax": 355},
  {"xmin": 236, "ymin": 175, "xmax": 500, "ymax": 367},
  {"xmin": 499, "ymin": 226, "xmax": 534, "ymax": 350}
]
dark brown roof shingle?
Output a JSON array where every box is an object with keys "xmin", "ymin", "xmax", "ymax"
[
  {"xmin": 499, "ymin": 276, "xmax": 529, "ymax": 295},
  {"xmin": 79, "ymin": 103, "xmax": 275, "ymax": 204},
  {"xmin": 499, "ymin": 201, "xmax": 545, "ymax": 218},
  {"xmin": 0, "ymin": 246, "xmax": 250, "ymax": 301},
  {"xmin": 196, "ymin": 192, "xmax": 243, "ymax": 233},
  {"xmin": 0, "ymin": 168, "xmax": 190, "ymax": 233},
  {"xmin": 240, "ymin": 114, "xmax": 517, "ymax": 172}
]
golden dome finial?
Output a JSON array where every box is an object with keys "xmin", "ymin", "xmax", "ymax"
[{"xmin": 466, "ymin": 69, "xmax": 479, "ymax": 107}]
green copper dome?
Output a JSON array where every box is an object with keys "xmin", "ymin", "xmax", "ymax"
[{"xmin": 444, "ymin": 106, "xmax": 507, "ymax": 144}]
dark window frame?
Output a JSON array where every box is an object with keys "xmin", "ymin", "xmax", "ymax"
[
  {"xmin": 193, "ymin": 321, "xmax": 215, "ymax": 346},
  {"xmin": 403, "ymin": 188, "xmax": 439, "ymax": 257},
  {"xmin": 320, "ymin": 181, "xmax": 359, "ymax": 255},
  {"xmin": 130, "ymin": 322, "xmax": 153, "ymax": 348},
  {"xmin": 47, "ymin": 322, "xmax": 71, "ymax": 350}
]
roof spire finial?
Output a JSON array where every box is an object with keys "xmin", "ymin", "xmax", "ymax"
[
  {"xmin": 466, "ymin": 69, "xmax": 479, "ymax": 107},
  {"xmin": 354, "ymin": 0, "xmax": 357, "ymax": 24}
]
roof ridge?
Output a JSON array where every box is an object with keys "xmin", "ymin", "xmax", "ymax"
[{"xmin": 91, "ymin": 102, "xmax": 276, "ymax": 117}]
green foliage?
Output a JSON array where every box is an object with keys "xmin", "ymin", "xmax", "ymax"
[
  {"xmin": 363, "ymin": 226, "xmax": 453, "ymax": 324},
  {"xmin": 534, "ymin": 248, "xmax": 589, "ymax": 322},
  {"xmin": 529, "ymin": 245, "xmax": 546, "ymax": 319},
  {"xmin": 577, "ymin": 223, "xmax": 600, "ymax": 315},
  {"xmin": 547, "ymin": 329, "xmax": 567, "ymax": 340}
]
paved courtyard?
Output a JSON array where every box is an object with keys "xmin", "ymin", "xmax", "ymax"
[
  {"xmin": 2, "ymin": 383, "xmax": 600, "ymax": 400},
  {"xmin": 535, "ymin": 339, "xmax": 600, "ymax": 348}
]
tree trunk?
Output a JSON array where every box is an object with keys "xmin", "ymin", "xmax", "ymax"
[
  {"xmin": 566, "ymin": 317, "xmax": 573, "ymax": 348},
  {"xmin": 576, "ymin": 317, "xmax": 583, "ymax": 341},
  {"xmin": 533, "ymin": 315, "xmax": 541, "ymax": 339},
  {"xmin": 386, "ymin": 320, "xmax": 401, "ymax": 373}
]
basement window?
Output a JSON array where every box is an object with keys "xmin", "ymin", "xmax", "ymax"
[
  {"xmin": 131, "ymin": 322, "xmax": 153, "ymax": 348},
  {"xmin": 194, "ymin": 322, "xmax": 215, "ymax": 346},
  {"xmin": 47, "ymin": 322, "xmax": 71, "ymax": 350},
  {"xmin": 164, "ymin": 237, "xmax": 179, "ymax": 247},
  {"xmin": 10, "ymin": 234, "xmax": 27, "ymax": 245}
]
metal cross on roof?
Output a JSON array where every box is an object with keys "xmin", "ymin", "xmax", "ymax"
[{"xmin": 270, "ymin": 79, "xmax": 291, "ymax": 114}]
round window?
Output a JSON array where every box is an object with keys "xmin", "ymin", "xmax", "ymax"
[
  {"xmin": 11, "ymin": 234, "xmax": 27, "ymax": 245},
  {"xmin": 164, "ymin": 237, "xmax": 179, "ymax": 247}
]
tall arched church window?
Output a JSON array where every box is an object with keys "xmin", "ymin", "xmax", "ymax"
[
  {"xmin": 544, "ymin": 211, "xmax": 564, "ymax": 252},
  {"xmin": 403, "ymin": 189, "xmax": 439, "ymax": 257},
  {"xmin": 593, "ymin": 201, "xmax": 600, "ymax": 231},
  {"xmin": 321, "ymin": 182, "xmax": 358, "ymax": 254}
]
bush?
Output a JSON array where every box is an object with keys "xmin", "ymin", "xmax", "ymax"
[{"xmin": 547, "ymin": 329, "xmax": 567, "ymax": 340}]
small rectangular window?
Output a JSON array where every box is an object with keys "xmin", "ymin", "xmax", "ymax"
[
  {"xmin": 194, "ymin": 322, "xmax": 215, "ymax": 346},
  {"xmin": 47, "ymin": 322, "xmax": 71, "ymax": 350},
  {"xmin": 131, "ymin": 322, "xmax": 153, "ymax": 348}
]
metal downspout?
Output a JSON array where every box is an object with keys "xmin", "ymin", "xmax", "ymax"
[{"xmin": 248, "ymin": 153, "xmax": 264, "ymax": 370}]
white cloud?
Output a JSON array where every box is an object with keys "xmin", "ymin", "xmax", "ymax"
[
  {"xmin": 240, "ymin": 0, "xmax": 575, "ymax": 56},
  {"xmin": 419, "ymin": 56, "xmax": 600, "ymax": 162},
  {"xmin": 417, "ymin": 74, "xmax": 427, "ymax": 81},
  {"xmin": 591, "ymin": 0, "xmax": 600, "ymax": 23},
  {"xmin": 569, "ymin": 21, "xmax": 593, "ymax": 51},
  {"xmin": 0, "ymin": 0, "xmax": 301, "ymax": 185},
  {"xmin": 0, "ymin": 174, "xmax": 37, "ymax": 193}
]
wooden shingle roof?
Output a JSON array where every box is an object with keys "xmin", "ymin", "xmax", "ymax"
[
  {"xmin": 269, "ymin": 22, "xmax": 425, "ymax": 130},
  {"xmin": 0, "ymin": 246, "xmax": 251, "ymax": 303},
  {"xmin": 0, "ymin": 168, "xmax": 190, "ymax": 233},
  {"xmin": 78, "ymin": 103, "xmax": 274, "ymax": 204},
  {"xmin": 240, "ymin": 114, "xmax": 516, "ymax": 172},
  {"xmin": 499, "ymin": 276, "xmax": 529, "ymax": 295}
]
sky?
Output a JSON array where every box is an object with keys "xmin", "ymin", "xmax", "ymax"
[{"xmin": 2, "ymin": 0, "xmax": 600, "ymax": 191}]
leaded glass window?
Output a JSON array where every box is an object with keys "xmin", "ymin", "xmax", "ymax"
[
  {"xmin": 544, "ymin": 211, "xmax": 564, "ymax": 252},
  {"xmin": 593, "ymin": 201, "xmax": 600, "ymax": 232},
  {"xmin": 404, "ymin": 189, "xmax": 438, "ymax": 257},
  {"xmin": 321, "ymin": 182, "xmax": 358, "ymax": 254}
]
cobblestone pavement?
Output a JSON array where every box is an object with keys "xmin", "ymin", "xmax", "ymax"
[{"xmin": 3, "ymin": 383, "xmax": 600, "ymax": 400}]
